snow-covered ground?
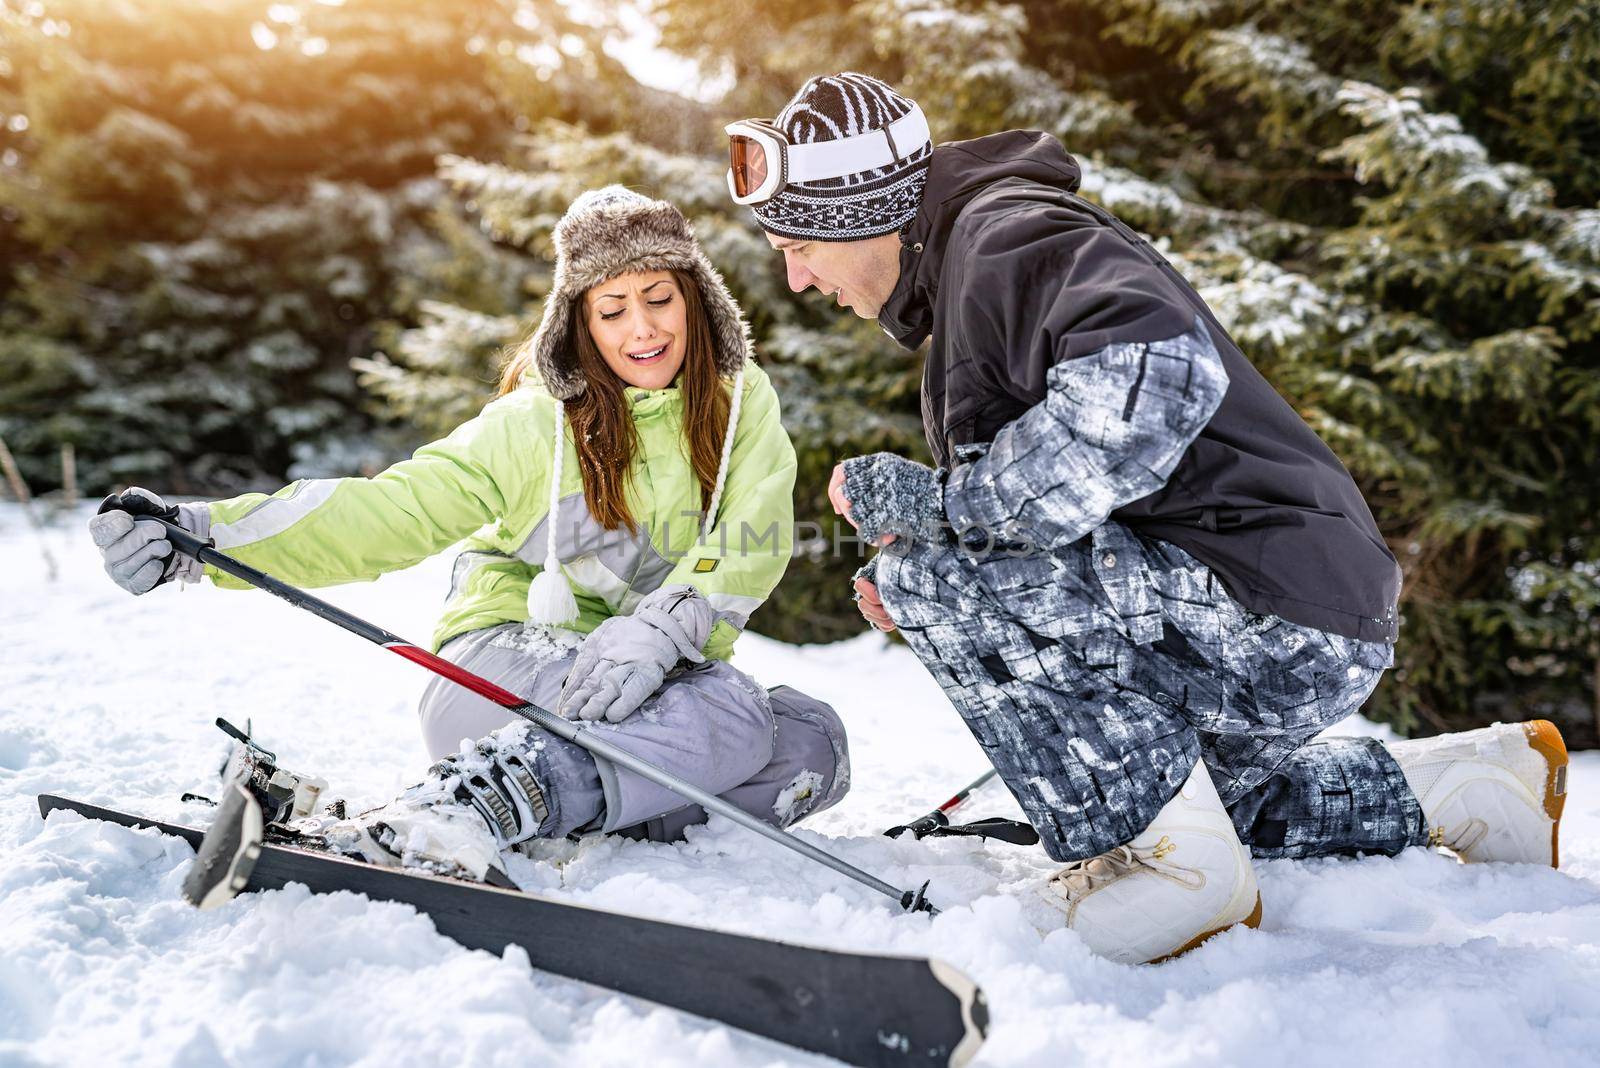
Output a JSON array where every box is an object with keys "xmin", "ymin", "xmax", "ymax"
[{"xmin": 3, "ymin": 502, "xmax": 1599, "ymax": 1067}]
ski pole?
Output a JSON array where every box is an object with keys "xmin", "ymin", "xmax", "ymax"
[
  {"xmin": 883, "ymin": 770, "xmax": 1040, "ymax": 847},
  {"xmin": 884, "ymin": 769, "xmax": 998, "ymax": 839},
  {"xmin": 108, "ymin": 497, "xmax": 938, "ymax": 915}
]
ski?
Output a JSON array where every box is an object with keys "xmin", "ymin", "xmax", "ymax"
[{"xmin": 38, "ymin": 793, "xmax": 988, "ymax": 1068}]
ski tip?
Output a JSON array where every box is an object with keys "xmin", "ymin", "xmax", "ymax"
[
  {"xmin": 927, "ymin": 958, "xmax": 989, "ymax": 1068},
  {"xmin": 181, "ymin": 782, "xmax": 265, "ymax": 910}
]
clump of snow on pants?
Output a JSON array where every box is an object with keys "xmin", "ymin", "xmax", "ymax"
[{"xmin": 772, "ymin": 770, "xmax": 824, "ymax": 824}]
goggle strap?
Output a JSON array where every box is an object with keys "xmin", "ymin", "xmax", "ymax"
[{"xmin": 785, "ymin": 105, "xmax": 930, "ymax": 184}]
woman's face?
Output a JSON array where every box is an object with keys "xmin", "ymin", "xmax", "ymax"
[{"xmin": 582, "ymin": 270, "xmax": 688, "ymax": 391}]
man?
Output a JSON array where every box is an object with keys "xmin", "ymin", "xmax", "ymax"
[{"xmin": 727, "ymin": 72, "xmax": 1569, "ymax": 963}]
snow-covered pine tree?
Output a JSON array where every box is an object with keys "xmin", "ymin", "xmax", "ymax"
[
  {"xmin": 1165, "ymin": 1, "xmax": 1600, "ymax": 739},
  {"xmin": 0, "ymin": 2, "xmax": 32, "ymax": 302},
  {"xmin": 0, "ymin": 0, "xmax": 527, "ymax": 493},
  {"xmin": 351, "ymin": 0, "xmax": 725, "ymax": 437}
]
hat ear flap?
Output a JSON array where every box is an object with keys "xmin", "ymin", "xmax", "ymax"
[
  {"xmin": 531, "ymin": 287, "xmax": 587, "ymax": 400},
  {"xmin": 687, "ymin": 259, "xmax": 754, "ymax": 379}
]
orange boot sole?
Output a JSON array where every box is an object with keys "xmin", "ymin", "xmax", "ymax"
[{"xmin": 1523, "ymin": 719, "xmax": 1568, "ymax": 868}]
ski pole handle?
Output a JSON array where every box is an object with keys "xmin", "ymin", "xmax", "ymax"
[
  {"xmin": 96, "ymin": 493, "xmax": 212, "ymax": 558},
  {"xmin": 884, "ymin": 769, "xmax": 998, "ymax": 840},
  {"xmin": 884, "ymin": 767, "xmax": 1040, "ymax": 847}
]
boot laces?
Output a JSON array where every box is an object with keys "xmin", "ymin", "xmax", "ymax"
[
  {"xmin": 1428, "ymin": 819, "xmax": 1488, "ymax": 853},
  {"xmin": 1050, "ymin": 835, "xmax": 1193, "ymax": 901}
]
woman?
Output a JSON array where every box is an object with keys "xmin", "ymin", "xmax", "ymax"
[{"xmin": 88, "ymin": 186, "xmax": 849, "ymax": 880}]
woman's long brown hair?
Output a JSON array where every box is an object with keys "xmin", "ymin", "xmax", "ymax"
[{"xmin": 497, "ymin": 269, "xmax": 733, "ymax": 533}]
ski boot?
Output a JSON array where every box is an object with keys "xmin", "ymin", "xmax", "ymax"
[
  {"xmin": 286, "ymin": 724, "xmax": 553, "ymax": 884},
  {"xmin": 1025, "ymin": 761, "xmax": 1262, "ymax": 964},
  {"xmin": 1387, "ymin": 720, "xmax": 1568, "ymax": 866}
]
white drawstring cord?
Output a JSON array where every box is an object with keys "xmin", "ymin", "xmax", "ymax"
[
  {"xmin": 545, "ymin": 398, "xmax": 565, "ymax": 571},
  {"xmin": 702, "ymin": 363, "xmax": 745, "ymax": 539},
  {"xmin": 526, "ymin": 399, "xmax": 579, "ymax": 624}
]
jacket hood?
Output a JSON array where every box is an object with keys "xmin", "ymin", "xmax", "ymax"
[{"xmin": 878, "ymin": 131, "xmax": 1082, "ymax": 349}]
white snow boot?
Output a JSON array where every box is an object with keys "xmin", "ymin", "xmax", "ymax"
[
  {"xmin": 1028, "ymin": 761, "xmax": 1262, "ymax": 965},
  {"xmin": 1386, "ymin": 719, "xmax": 1568, "ymax": 867},
  {"xmin": 289, "ymin": 728, "xmax": 552, "ymax": 883}
]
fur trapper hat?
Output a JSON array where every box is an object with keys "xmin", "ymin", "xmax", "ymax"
[{"xmin": 529, "ymin": 185, "xmax": 752, "ymax": 400}]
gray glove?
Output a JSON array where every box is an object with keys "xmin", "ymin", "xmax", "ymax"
[
  {"xmin": 840, "ymin": 453, "xmax": 946, "ymax": 545},
  {"xmin": 87, "ymin": 487, "xmax": 207, "ymax": 595},
  {"xmin": 850, "ymin": 554, "xmax": 879, "ymax": 594},
  {"xmin": 558, "ymin": 584, "xmax": 716, "ymax": 724}
]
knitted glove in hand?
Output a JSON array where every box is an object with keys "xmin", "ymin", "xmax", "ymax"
[{"xmin": 840, "ymin": 453, "xmax": 945, "ymax": 545}]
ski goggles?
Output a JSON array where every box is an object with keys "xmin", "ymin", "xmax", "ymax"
[{"xmin": 724, "ymin": 103, "xmax": 931, "ymax": 206}]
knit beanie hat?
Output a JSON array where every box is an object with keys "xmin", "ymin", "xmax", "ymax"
[
  {"xmin": 519, "ymin": 185, "xmax": 754, "ymax": 626},
  {"xmin": 752, "ymin": 72, "xmax": 933, "ymax": 242}
]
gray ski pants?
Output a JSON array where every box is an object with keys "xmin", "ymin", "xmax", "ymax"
[
  {"xmin": 875, "ymin": 520, "xmax": 1426, "ymax": 863},
  {"xmin": 417, "ymin": 623, "xmax": 850, "ymax": 842}
]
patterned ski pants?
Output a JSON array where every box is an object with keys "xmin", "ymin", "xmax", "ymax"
[{"xmin": 874, "ymin": 520, "xmax": 1426, "ymax": 863}]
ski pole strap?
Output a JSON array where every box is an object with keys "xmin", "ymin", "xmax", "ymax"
[
  {"xmin": 885, "ymin": 812, "xmax": 1039, "ymax": 847},
  {"xmin": 922, "ymin": 817, "xmax": 1040, "ymax": 847}
]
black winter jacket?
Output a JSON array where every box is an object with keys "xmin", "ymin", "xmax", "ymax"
[{"xmin": 877, "ymin": 131, "xmax": 1401, "ymax": 642}]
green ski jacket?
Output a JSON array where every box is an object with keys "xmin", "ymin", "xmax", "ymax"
[{"xmin": 197, "ymin": 360, "xmax": 795, "ymax": 660}]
